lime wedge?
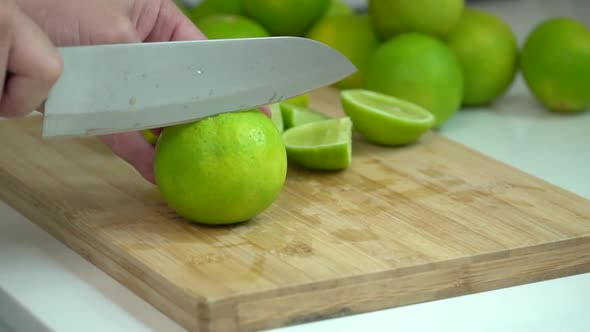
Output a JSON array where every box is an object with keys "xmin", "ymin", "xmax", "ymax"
[
  {"xmin": 340, "ymin": 89, "xmax": 436, "ymax": 146},
  {"xmin": 269, "ymin": 103, "xmax": 284, "ymax": 133},
  {"xmin": 283, "ymin": 93, "xmax": 310, "ymax": 107},
  {"xmin": 282, "ymin": 117, "xmax": 352, "ymax": 171},
  {"xmin": 280, "ymin": 103, "xmax": 331, "ymax": 130}
]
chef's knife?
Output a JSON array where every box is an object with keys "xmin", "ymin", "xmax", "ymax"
[{"xmin": 41, "ymin": 36, "xmax": 356, "ymax": 138}]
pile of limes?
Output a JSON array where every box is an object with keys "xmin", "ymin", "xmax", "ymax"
[{"xmin": 176, "ymin": 0, "xmax": 589, "ymax": 118}]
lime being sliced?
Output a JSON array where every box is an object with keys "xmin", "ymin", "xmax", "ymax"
[
  {"xmin": 340, "ymin": 89, "xmax": 436, "ymax": 146},
  {"xmin": 280, "ymin": 103, "xmax": 331, "ymax": 129},
  {"xmin": 269, "ymin": 103, "xmax": 284, "ymax": 133},
  {"xmin": 282, "ymin": 117, "xmax": 352, "ymax": 171},
  {"xmin": 154, "ymin": 110, "xmax": 287, "ymax": 225}
]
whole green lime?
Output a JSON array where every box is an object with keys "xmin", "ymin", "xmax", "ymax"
[
  {"xmin": 197, "ymin": 14, "xmax": 270, "ymax": 39},
  {"xmin": 190, "ymin": 0, "xmax": 242, "ymax": 22},
  {"xmin": 520, "ymin": 17, "xmax": 590, "ymax": 113},
  {"xmin": 324, "ymin": 0, "xmax": 354, "ymax": 17},
  {"xmin": 366, "ymin": 33, "xmax": 463, "ymax": 127},
  {"xmin": 368, "ymin": 0, "xmax": 465, "ymax": 40},
  {"xmin": 306, "ymin": 14, "xmax": 381, "ymax": 89},
  {"xmin": 154, "ymin": 110, "xmax": 287, "ymax": 225},
  {"xmin": 445, "ymin": 8, "xmax": 519, "ymax": 106},
  {"xmin": 241, "ymin": 0, "xmax": 330, "ymax": 36}
]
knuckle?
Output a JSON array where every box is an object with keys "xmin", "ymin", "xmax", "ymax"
[{"xmin": 102, "ymin": 17, "xmax": 138, "ymax": 44}]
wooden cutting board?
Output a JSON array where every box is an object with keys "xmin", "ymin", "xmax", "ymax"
[{"xmin": 1, "ymin": 87, "xmax": 590, "ymax": 332}]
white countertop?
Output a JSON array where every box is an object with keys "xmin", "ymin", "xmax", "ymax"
[{"xmin": 2, "ymin": 0, "xmax": 590, "ymax": 331}]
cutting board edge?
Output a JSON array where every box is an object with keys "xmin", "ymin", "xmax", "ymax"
[{"xmin": 204, "ymin": 235, "xmax": 590, "ymax": 331}]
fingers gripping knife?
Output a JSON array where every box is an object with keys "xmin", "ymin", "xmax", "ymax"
[{"xmin": 41, "ymin": 37, "xmax": 357, "ymax": 137}]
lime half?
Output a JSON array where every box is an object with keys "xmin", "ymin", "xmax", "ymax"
[
  {"xmin": 270, "ymin": 103, "xmax": 284, "ymax": 133},
  {"xmin": 282, "ymin": 117, "xmax": 352, "ymax": 171},
  {"xmin": 340, "ymin": 89, "xmax": 435, "ymax": 145},
  {"xmin": 280, "ymin": 103, "xmax": 331, "ymax": 129}
]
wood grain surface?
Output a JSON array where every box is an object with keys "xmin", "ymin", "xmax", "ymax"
[{"xmin": 1, "ymin": 87, "xmax": 590, "ymax": 332}]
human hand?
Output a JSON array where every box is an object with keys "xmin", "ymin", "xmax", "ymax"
[
  {"xmin": 12, "ymin": 0, "xmax": 208, "ymax": 183},
  {"xmin": 16, "ymin": 0, "xmax": 272, "ymax": 184},
  {"xmin": 0, "ymin": 0, "xmax": 63, "ymax": 118}
]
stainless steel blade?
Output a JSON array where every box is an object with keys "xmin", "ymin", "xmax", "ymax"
[{"xmin": 42, "ymin": 36, "xmax": 356, "ymax": 137}]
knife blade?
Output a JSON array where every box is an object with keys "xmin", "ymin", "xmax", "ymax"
[{"xmin": 41, "ymin": 36, "xmax": 356, "ymax": 138}]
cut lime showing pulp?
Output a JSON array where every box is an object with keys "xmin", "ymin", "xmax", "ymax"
[
  {"xmin": 340, "ymin": 89, "xmax": 435, "ymax": 145},
  {"xmin": 282, "ymin": 117, "xmax": 352, "ymax": 171},
  {"xmin": 280, "ymin": 103, "xmax": 330, "ymax": 129},
  {"xmin": 270, "ymin": 103, "xmax": 284, "ymax": 133}
]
